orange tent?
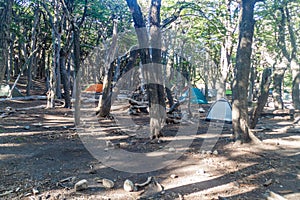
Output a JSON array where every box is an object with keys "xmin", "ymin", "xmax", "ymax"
[{"xmin": 85, "ymin": 84, "xmax": 103, "ymax": 93}]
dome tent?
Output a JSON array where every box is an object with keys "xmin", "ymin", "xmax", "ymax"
[{"xmin": 205, "ymin": 98, "xmax": 232, "ymax": 123}]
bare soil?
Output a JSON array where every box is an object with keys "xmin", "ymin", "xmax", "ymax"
[{"xmin": 0, "ymin": 80, "xmax": 299, "ymax": 200}]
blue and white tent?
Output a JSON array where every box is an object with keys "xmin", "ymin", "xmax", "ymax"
[{"xmin": 206, "ymin": 98, "xmax": 232, "ymax": 123}]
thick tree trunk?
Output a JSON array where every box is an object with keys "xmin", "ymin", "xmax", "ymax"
[
  {"xmin": 126, "ymin": 0, "xmax": 166, "ymax": 139},
  {"xmin": 250, "ymin": 68, "xmax": 272, "ymax": 128},
  {"xmin": 232, "ymin": 0, "xmax": 257, "ymax": 143},
  {"xmin": 147, "ymin": 0, "xmax": 166, "ymax": 139}
]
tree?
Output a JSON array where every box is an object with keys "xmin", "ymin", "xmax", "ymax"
[
  {"xmin": 0, "ymin": 0, "xmax": 13, "ymax": 84},
  {"xmin": 125, "ymin": 0, "xmax": 166, "ymax": 139},
  {"xmin": 232, "ymin": 0, "xmax": 260, "ymax": 143}
]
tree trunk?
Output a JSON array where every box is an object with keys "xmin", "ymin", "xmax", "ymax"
[
  {"xmin": 250, "ymin": 68, "xmax": 272, "ymax": 128},
  {"xmin": 291, "ymin": 60, "xmax": 300, "ymax": 110},
  {"xmin": 147, "ymin": 0, "xmax": 166, "ymax": 139},
  {"xmin": 97, "ymin": 20, "xmax": 118, "ymax": 117},
  {"xmin": 273, "ymin": 61, "xmax": 287, "ymax": 110},
  {"xmin": 59, "ymin": 50, "xmax": 71, "ymax": 108},
  {"xmin": 27, "ymin": 7, "xmax": 40, "ymax": 96},
  {"xmin": 0, "ymin": 0, "xmax": 12, "ymax": 84},
  {"xmin": 248, "ymin": 65, "xmax": 256, "ymax": 104},
  {"xmin": 73, "ymin": 27, "xmax": 81, "ymax": 125},
  {"xmin": 232, "ymin": 0, "xmax": 257, "ymax": 143}
]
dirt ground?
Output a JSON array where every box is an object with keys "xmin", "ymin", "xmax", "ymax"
[{"xmin": 0, "ymin": 81, "xmax": 299, "ymax": 200}]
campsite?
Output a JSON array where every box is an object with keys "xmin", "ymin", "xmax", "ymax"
[{"xmin": 0, "ymin": 0, "xmax": 300, "ymax": 200}]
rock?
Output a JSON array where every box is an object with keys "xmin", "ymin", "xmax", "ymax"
[
  {"xmin": 198, "ymin": 107, "xmax": 205, "ymax": 113},
  {"xmin": 74, "ymin": 179, "xmax": 88, "ymax": 191},
  {"xmin": 168, "ymin": 147, "xmax": 176, "ymax": 152},
  {"xmin": 140, "ymin": 178, "xmax": 164, "ymax": 198},
  {"xmin": 102, "ymin": 178, "xmax": 114, "ymax": 189},
  {"xmin": 263, "ymin": 179, "xmax": 273, "ymax": 187},
  {"xmin": 24, "ymin": 125, "xmax": 30, "ymax": 130},
  {"xmin": 213, "ymin": 150, "xmax": 219, "ymax": 155},
  {"xmin": 170, "ymin": 174, "xmax": 178, "ymax": 179},
  {"xmin": 124, "ymin": 179, "xmax": 135, "ymax": 192},
  {"xmin": 32, "ymin": 188, "xmax": 39, "ymax": 195}
]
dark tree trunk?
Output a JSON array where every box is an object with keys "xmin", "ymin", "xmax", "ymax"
[
  {"xmin": 147, "ymin": 0, "xmax": 166, "ymax": 139},
  {"xmin": 250, "ymin": 68, "xmax": 272, "ymax": 129},
  {"xmin": 126, "ymin": 0, "xmax": 166, "ymax": 139},
  {"xmin": 0, "ymin": 0, "xmax": 12, "ymax": 84},
  {"xmin": 26, "ymin": 7, "xmax": 40, "ymax": 96},
  {"xmin": 73, "ymin": 27, "xmax": 81, "ymax": 125},
  {"xmin": 98, "ymin": 20, "xmax": 118, "ymax": 117},
  {"xmin": 59, "ymin": 50, "xmax": 71, "ymax": 108},
  {"xmin": 273, "ymin": 61, "xmax": 287, "ymax": 110},
  {"xmin": 232, "ymin": 0, "xmax": 257, "ymax": 143}
]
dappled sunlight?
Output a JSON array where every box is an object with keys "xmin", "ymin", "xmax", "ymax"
[
  {"xmin": 0, "ymin": 143, "xmax": 25, "ymax": 147},
  {"xmin": 0, "ymin": 154, "xmax": 27, "ymax": 160},
  {"xmin": 0, "ymin": 130, "xmax": 53, "ymax": 137}
]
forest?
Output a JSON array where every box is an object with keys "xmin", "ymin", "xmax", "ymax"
[{"xmin": 0, "ymin": 0, "xmax": 299, "ymax": 199}]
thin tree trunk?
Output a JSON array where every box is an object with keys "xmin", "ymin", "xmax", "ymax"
[
  {"xmin": 291, "ymin": 61, "xmax": 300, "ymax": 110},
  {"xmin": 250, "ymin": 68, "xmax": 272, "ymax": 128},
  {"xmin": 59, "ymin": 50, "xmax": 71, "ymax": 108},
  {"xmin": 73, "ymin": 27, "xmax": 81, "ymax": 125},
  {"xmin": 27, "ymin": 7, "xmax": 40, "ymax": 96},
  {"xmin": 97, "ymin": 20, "xmax": 118, "ymax": 117}
]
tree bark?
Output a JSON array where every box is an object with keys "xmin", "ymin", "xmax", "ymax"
[
  {"xmin": 73, "ymin": 27, "xmax": 81, "ymax": 125},
  {"xmin": 59, "ymin": 49, "xmax": 71, "ymax": 108},
  {"xmin": 250, "ymin": 68, "xmax": 272, "ymax": 128},
  {"xmin": 291, "ymin": 61, "xmax": 300, "ymax": 110},
  {"xmin": 147, "ymin": 0, "xmax": 166, "ymax": 139},
  {"xmin": 26, "ymin": 6, "xmax": 40, "ymax": 96},
  {"xmin": 273, "ymin": 60, "xmax": 287, "ymax": 110},
  {"xmin": 232, "ymin": 0, "xmax": 257, "ymax": 143},
  {"xmin": 0, "ymin": 0, "xmax": 12, "ymax": 84},
  {"xmin": 97, "ymin": 20, "xmax": 118, "ymax": 117},
  {"xmin": 126, "ymin": 0, "xmax": 166, "ymax": 139}
]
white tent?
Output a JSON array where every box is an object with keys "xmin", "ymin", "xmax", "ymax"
[{"xmin": 205, "ymin": 98, "xmax": 232, "ymax": 123}]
